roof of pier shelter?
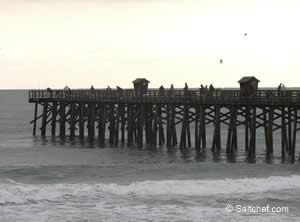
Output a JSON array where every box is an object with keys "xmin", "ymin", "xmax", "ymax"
[
  {"xmin": 132, "ymin": 78, "xmax": 150, "ymax": 83},
  {"xmin": 238, "ymin": 76, "xmax": 260, "ymax": 83}
]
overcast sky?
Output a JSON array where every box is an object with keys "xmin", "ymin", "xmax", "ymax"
[{"xmin": 1, "ymin": 0, "xmax": 300, "ymax": 89}]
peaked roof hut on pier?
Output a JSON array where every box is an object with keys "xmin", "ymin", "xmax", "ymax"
[
  {"xmin": 238, "ymin": 76, "xmax": 260, "ymax": 96},
  {"xmin": 238, "ymin": 76, "xmax": 260, "ymax": 84}
]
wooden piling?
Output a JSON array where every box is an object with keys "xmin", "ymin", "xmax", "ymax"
[
  {"xmin": 291, "ymin": 108, "xmax": 297, "ymax": 162},
  {"xmin": 180, "ymin": 105, "xmax": 189, "ymax": 150},
  {"xmin": 108, "ymin": 104, "xmax": 115, "ymax": 144},
  {"xmin": 120, "ymin": 104, "xmax": 126, "ymax": 144},
  {"xmin": 51, "ymin": 102, "xmax": 57, "ymax": 136},
  {"xmin": 171, "ymin": 105, "xmax": 177, "ymax": 147},
  {"xmin": 79, "ymin": 103, "xmax": 85, "ymax": 139},
  {"xmin": 127, "ymin": 104, "xmax": 134, "ymax": 146},
  {"xmin": 59, "ymin": 102, "xmax": 66, "ymax": 137},
  {"xmin": 137, "ymin": 104, "xmax": 144, "ymax": 147},
  {"xmin": 33, "ymin": 102, "xmax": 38, "ymax": 136},
  {"xmin": 70, "ymin": 103, "xmax": 76, "ymax": 138},
  {"xmin": 226, "ymin": 106, "xmax": 237, "ymax": 153},
  {"xmin": 248, "ymin": 106, "xmax": 256, "ymax": 161},
  {"xmin": 195, "ymin": 105, "xmax": 200, "ymax": 152},
  {"xmin": 267, "ymin": 107, "xmax": 274, "ymax": 156},
  {"xmin": 212, "ymin": 105, "xmax": 221, "ymax": 152},
  {"xmin": 281, "ymin": 107, "xmax": 287, "ymax": 160},
  {"xmin": 99, "ymin": 103, "xmax": 107, "ymax": 146},
  {"xmin": 200, "ymin": 105, "xmax": 206, "ymax": 149},
  {"xmin": 153, "ymin": 104, "xmax": 159, "ymax": 147},
  {"xmin": 245, "ymin": 105, "xmax": 250, "ymax": 151},
  {"xmin": 41, "ymin": 102, "xmax": 48, "ymax": 136}
]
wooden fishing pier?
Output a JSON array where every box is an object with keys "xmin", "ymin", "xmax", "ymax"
[{"xmin": 28, "ymin": 77, "xmax": 300, "ymax": 162}]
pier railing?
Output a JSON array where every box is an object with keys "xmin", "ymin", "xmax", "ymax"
[{"xmin": 28, "ymin": 88, "xmax": 300, "ymax": 106}]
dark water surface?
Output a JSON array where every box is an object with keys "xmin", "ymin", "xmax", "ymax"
[{"xmin": 0, "ymin": 90, "xmax": 299, "ymax": 222}]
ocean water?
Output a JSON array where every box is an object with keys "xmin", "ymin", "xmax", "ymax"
[{"xmin": 0, "ymin": 90, "xmax": 300, "ymax": 222}]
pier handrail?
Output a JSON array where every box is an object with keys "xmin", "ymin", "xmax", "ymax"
[{"xmin": 28, "ymin": 88, "xmax": 300, "ymax": 106}]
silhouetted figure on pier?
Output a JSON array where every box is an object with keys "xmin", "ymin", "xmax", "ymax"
[
  {"xmin": 277, "ymin": 83, "xmax": 282, "ymax": 96},
  {"xmin": 47, "ymin": 87, "xmax": 53, "ymax": 98},
  {"xmin": 63, "ymin": 86, "xmax": 71, "ymax": 98},
  {"xmin": 116, "ymin": 86, "xmax": 123, "ymax": 97},
  {"xmin": 184, "ymin": 83, "xmax": 189, "ymax": 96},
  {"xmin": 209, "ymin": 84, "xmax": 215, "ymax": 95},
  {"xmin": 200, "ymin": 84, "xmax": 208, "ymax": 95},
  {"xmin": 159, "ymin": 85, "xmax": 165, "ymax": 96},
  {"xmin": 184, "ymin": 83, "xmax": 188, "ymax": 90},
  {"xmin": 90, "ymin": 85, "xmax": 95, "ymax": 96},
  {"xmin": 169, "ymin": 84, "xmax": 174, "ymax": 96},
  {"xmin": 200, "ymin": 84, "xmax": 204, "ymax": 94}
]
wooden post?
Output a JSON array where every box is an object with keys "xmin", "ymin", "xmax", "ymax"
[
  {"xmin": 137, "ymin": 104, "xmax": 144, "ymax": 147},
  {"xmin": 232, "ymin": 106, "xmax": 238, "ymax": 151},
  {"xmin": 70, "ymin": 103, "xmax": 76, "ymax": 138},
  {"xmin": 200, "ymin": 105, "xmax": 206, "ymax": 149},
  {"xmin": 171, "ymin": 105, "xmax": 177, "ymax": 147},
  {"xmin": 267, "ymin": 107, "xmax": 274, "ymax": 156},
  {"xmin": 88, "ymin": 103, "xmax": 95, "ymax": 140},
  {"xmin": 281, "ymin": 107, "xmax": 287, "ymax": 161},
  {"xmin": 288, "ymin": 107, "xmax": 292, "ymax": 156},
  {"xmin": 59, "ymin": 102, "xmax": 66, "ymax": 137},
  {"xmin": 153, "ymin": 104, "xmax": 159, "ymax": 147},
  {"xmin": 108, "ymin": 104, "xmax": 115, "ymax": 144},
  {"xmin": 33, "ymin": 102, "xmax": 38, "ymax": 136},
  {"xmin": 248, "ymin": 106, "xmax": 256, "ymax": 161},
  {"xmin": 180, "ymin": 105, "xmax": 188, "ymax": 150},
  {"xmin": 97, "ymin": 104, "xmax": 102, "ymax": 140},
  {"xmin": 263, "ymin": 108, "xmax": 269, "ymax": 153},
  {"xmin": 144, "ymin": 104, "xmax": 151, "ymax": 145},
  {"xmin": 187, "ymin": 107, "xmax": 192, "ymax": 148},
  {"xmin": 51, "ymin": 102, "xmax": 57, "ymax": 136},
  {"xmin": 120, "ymin": 104, "xmax": 125, "ymax": 144},
  {"xmin": 41, "ymin": 102, "xmax": 48, "ymax": 136},
  {"xmin": 226, "ymin": 106, "xmax": 233, "ymax": 153},
  {"xmin": 79, "ymin": 103, "xmax": 85, "ymax": 139},
  {"xmin": 127, "ymin": 104, "xmax": 134, "ymax": 146},
  {"xmin": 212, "ymin": 105, "xmax": 221, "ymax": 152},
  {"xmin": 114, "ymin": 104, "xmax": 121, "ymax": 145},
  {"xmin": 166, "ymin": 105, "xmax": 171, "ymax": 148},
  {"xmin": 195, "ymin": 105, "xmax": 200, "ymax": 152},
  {"xmin": 291, "ymin": 108, "xmax": 297, "ymax": 163},
  {"xmin": 100, "ymin": 103, "xmax": 107, "ymax": 146},
  {"xmin": 245, "ymin": 105, "xmax": 249, "ymax": 152},
  {"xmin": 158, "ymin": 105, "xmax": 165, "ymax": 146}
]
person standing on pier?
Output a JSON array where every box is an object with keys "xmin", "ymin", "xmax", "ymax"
[
  {"xmin": 169, "ymin": 84, "xmax": 174, "ymax": 97},
  {"xmin": 184, "ymin": 83, "xmax": 189, "ymax": 96},
  {"xmin": 159, "ymin": 85, "xmax": 165, "ymax": 96}
]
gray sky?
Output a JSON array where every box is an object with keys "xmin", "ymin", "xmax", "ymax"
[{"xmin": 1, "ymin": 0, "xmax": 300, "ymax": 89}]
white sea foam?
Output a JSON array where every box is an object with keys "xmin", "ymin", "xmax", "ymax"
[
  {"xmin": 0, "ymin": 175, "xmax": 299, "ymax": 222},
  {"xmin": 98, "ymin": 174, "xmax": 300, "ymax": 196},
  {"xmin": 0, "ymin": 175, "xmax": 299, "ymax": 205}
]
